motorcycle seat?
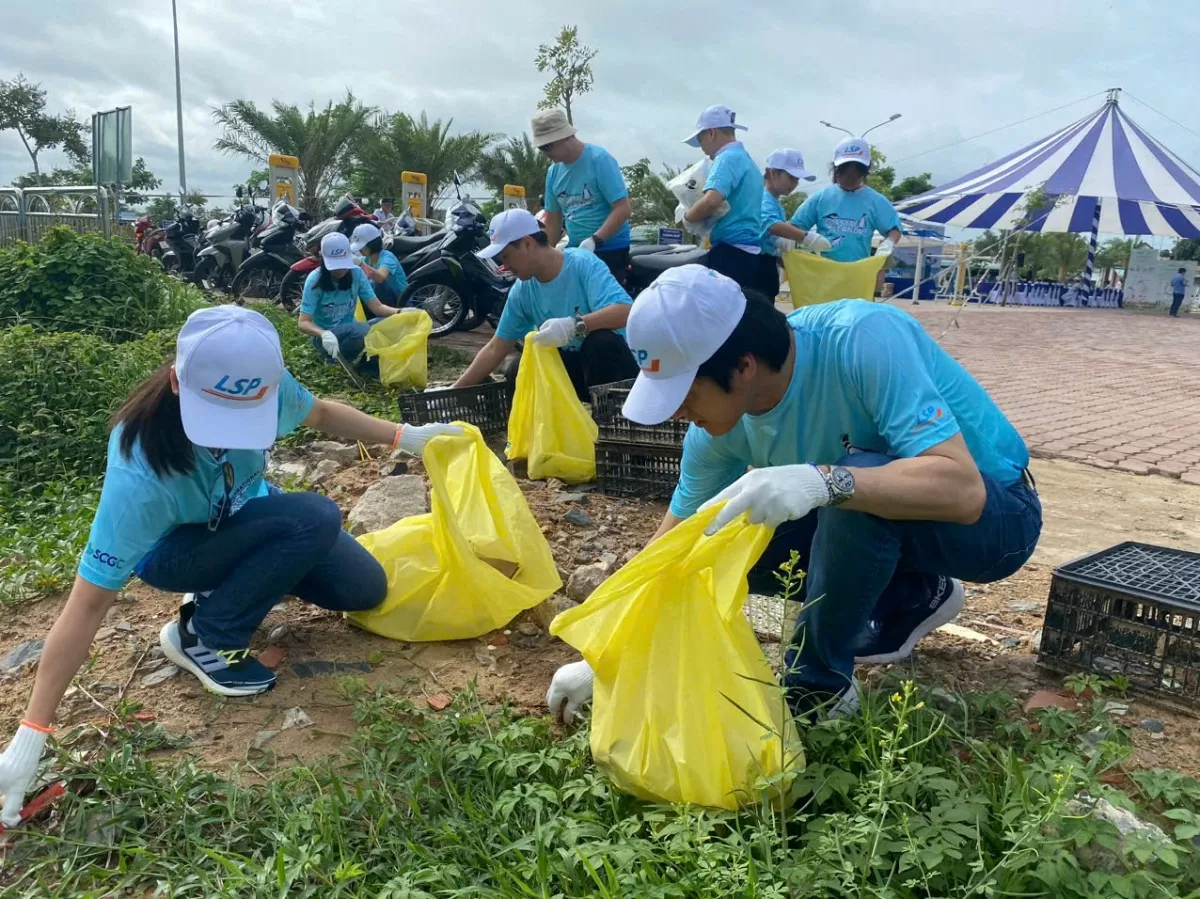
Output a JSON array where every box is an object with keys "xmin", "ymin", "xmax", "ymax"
[
  {"xmin": 629, "ymin": 246, "xmax": 707, "ymax": 275},
  {"xmin": 390, "ymin": 232, "xmax": 443, "ymax": 253}
]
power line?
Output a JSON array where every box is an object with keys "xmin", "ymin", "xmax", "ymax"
[
  {"xmin": 1123, "ymin": 92, "xmax": 1200, "ymax": 142},
  {"xmin": 892, "ymin": 91, "xmax": 1107, "ymax": 165}
]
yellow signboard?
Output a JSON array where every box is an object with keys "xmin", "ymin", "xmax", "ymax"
[
  {"xmin": 503, "ymin": 184, "xmax": 527, "ymax": 209},
  {"xmin": 401, "ymin": 171, "xmax": 427, "ymax": 218},
  {"xmin": 268, "ymin": 154, "xmax": 301, "ymax": 207}
]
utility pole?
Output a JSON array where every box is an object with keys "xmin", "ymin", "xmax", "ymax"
[{"xmin": 172, "ymin": 0, "xmax": 188, "ymax": 197}]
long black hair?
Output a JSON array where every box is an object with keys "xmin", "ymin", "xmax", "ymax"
[
  {"xmin": 111, "ymin": 364, "xmax": 195, "ymax": 477},
  {"xmin": 316, "ymin": 260, "xmax": 354, "ymax": 293}
]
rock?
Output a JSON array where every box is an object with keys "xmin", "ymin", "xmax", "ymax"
[
  {"xmin": 267, "ymin": 624, "xmax": 291, "ymax": 645},
  {"xmin": 113, "ymin": 619, "xmax": 133, "ymax": 632},
  {"xmin": 1151, "ymin": 731, "xmax": 1167, "ymax": 742},
  {"xmin": 599, "ymin": 552, "xmax": 618, "ymax": 571},
  {"xmin": 567, "ymin": 563, "xmax": 609, "ymax": 602},
  {"xmin": 381, "ymin": 461, "xmax": 409, "ymax": 478},
  {"xmin": 272, "ymin": 460, "xmax": 309, "ymax": 481},
  {"xmin": 936, "ymin": 623, "xmax": 997, "ymax": 644},
  {"xmin": 621, "ymin": 549, "xmax": 638, "ymax": 565},
  {"xmin": 517, "ymin": 621, "xmax": 541, "ymax": 637},
  {"xmin": 1001, "ymin": 636, "xmax": 1022, "ymax": 649},
  {"xmin": 94, "ymin": 627, "xmax": 117, "ymax": 641},
  {"xmin": 1102, "ymin": 701, "xmax": 1129, "ymax": 717},
  {"xmin": 251, "ymin": 730, "xmax": 278, "ymax": 751},
  {"xmin": 1006, "ymin": 600, "xmax": 1042, "ymax": 613},
  {"xmin": 1065, "ymin": 794, "xmax": 1169, "ymax": 845},
  {"xmin": 553, "ymin": 492, "xmax": 590, "ymax": 505},
  {"xmin": 0, "ymin": 639, "xmax": 44, "ymax": 673},
  {"xmin": 281, "ymin": 707, "xmax": 313, "ymax": 730},
  {"xmin": 489, "ymin": 633, "xmax": 508, "ymax": 647},
  {"xmin": 347, "ymin": 475, "xmax": 428, "ymax": 535},
  {"xmin": 258, "ymin": 646, "xmax": 287, "ymax": 670},
  {"xmin": 306, "ymin": 441, "xmax": 360, "ymax": 466},
  {"xmin": 1080, "ymin": 726, "xmax": 1107, "ymax": 753},
  {"xmin": 1140, "ymin": 718, "xmax": 1165, "ymax": 734},
  {"xmin": 140, "ymin": 665, "xmax": 179, "ymax": 687},
  {"xmin": 309, "ymin": 459, "xmax": 342, "ymax": 486},
  {"xmin": 1031, "ymin": 628, "xmax": 1043, "ymax": 652},
  {"xmin": 1023, "ymin": 690, "xmax": 1077, "ymax": 713},
  {"xmin": 427, "ymin": 694, "xmax": 452, "ymax": 711},
  {"xmin": 563, "ymin": 507, "xmax": 596, "ymax": 529}
]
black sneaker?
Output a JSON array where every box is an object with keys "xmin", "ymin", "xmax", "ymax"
[
  {"xmin": 856, "ymin": 577, "xmax": 965, "ymax": 665},
  {"xmin": 159, "ymin": 599, "xmax": 275, "ymax": 697}
]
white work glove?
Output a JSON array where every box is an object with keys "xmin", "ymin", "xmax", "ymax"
[
  {"xmin": 320, "ymin": 331, "xmax": 341, "ymax": 358},
  {"xmin": 0, "ymin": 724, "xmax": 49, "ymax": 827},
  {"xmin": 801, "ymin": 230, "xmax": 833, "ymax": 253},
  {"xmin": 700, "ymin": 464, "xmax": 830, "ymax": 536},
  {"xmin": 579, "ymin": 237, "xmax": 597, "ymax": 253},
  {"xmin": 394, "ymin": 422, "xmax": 463, "ymax": 456},
  {"xmin": 546, "ymin": 659, "xmax": 595, "ymax": 725},
  {"xmin": 776, "ymin": 237, "xmax": 797, "ymax": 254},
  {"xmin": 876, "ymin": 238, "xmax": 895, "ymax": 257},
  {"xmin": 532, "ymin": 316, "xmax": 576, "ymax": 348}
]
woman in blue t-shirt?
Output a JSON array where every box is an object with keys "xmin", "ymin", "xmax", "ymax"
[
  {"xmin": 351, "ymin": 222, "xmax": 408, "ymax": 304},
  {"xmin": 0, "ymin": 305, "xmax": 459, "ymax": 823},
  {"xmin": 298, "ymin": 232, "xmax": 400, "ymax": 376}
]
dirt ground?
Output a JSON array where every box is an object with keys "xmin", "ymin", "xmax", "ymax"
[{"xmin": 3, "ymin": 451, "xmax": 1200, "ymax": 781}]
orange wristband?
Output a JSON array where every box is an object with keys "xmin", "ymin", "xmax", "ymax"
[
  {"xmin": 392, "ymin": 425, "xmax": 404, "ymax": 451},
  {"xmin": 20, "ymin": 719, "xmax": 53, "ymax": 734}
]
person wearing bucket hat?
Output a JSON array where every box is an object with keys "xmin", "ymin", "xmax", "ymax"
[
  {"xmin": 298, "ymin": 231, "xmax": 401, "ymax": 377},
  {"xmin": 454, "ymin": 208, "xmax": 639, "ymax": 399},
  {"xmin": 351, "ymin": 222, "xmax": 408, "ymax": 304},
  {"xmin": 533, "ymin": 108, "xmax": 633, "ymax": 286},
  {"xmin": 680, "ymin": 106, "xmax": 764, "ymax": 292},
  {"xmin": 0, "ymin": 306, "xmax": 461, "ymax": 824},
  {"xmin": 546, "ymin": 264, "xmax": 1041, "ymax": 724},
  {"xmin": 757, "ymin": 148, "xmax": 830, "ymax": 298},
  {"xmin": 789, "ymin": 137, "xmax": 903, "ymax": 263}
]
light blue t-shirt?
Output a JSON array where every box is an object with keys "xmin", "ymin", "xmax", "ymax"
[
  {"xmin": 372, "ymin": 249, "xmax": 408, "ymax": 298},
  {"xmin": 760, "ymin": 191, "xmax": 786, "ymax": 256},
  {"xmin": 1171, "ymin": 273, "xmax": 1187, "ymax": 294},
  {"xmin": 79, "ymin": 372, "xmax": 316, "ymax": 590},
  {"xmin": 791, "ymin": 183, "xmax": 902, "ymax": 263},
  {"xmin": 670, "ymin": 301, "xmax": 1029, "ymax": 519},
  {"xmin": 300, "ymin": 267, "xmax": 377, "ymax": 329},
  {"xmin": 705, "ymin": 142, "xmax": 763, "ymax": 250},
  {"xmin": 495, "ymin": 248, "xmax": 632, "ymax": 350},
  {"xmin": 545, "ymin": 144, "xmax": 631, "ymax": 250}
]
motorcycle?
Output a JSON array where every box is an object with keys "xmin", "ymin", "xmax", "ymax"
[
  {"xmin": 134, "ymin": 215, "xmax": 163, "ymax": 258},
  {"xmin": 229, "ymin": 200, "xmax": 309, "ymax": 301},
  {"xmin": 193, "ymin": 201, "xmax": 266, "ymax": 293},
  {"xmin": 158, "ymin": 206, "xmax": 203, "ymax": 277},
  {"xmin": 624, "ymin": 243, "xmax": 707, "ymax": 298},
  {"xmin": 276, "ymin": 195, "xmax": 382, "ymax": 311}
]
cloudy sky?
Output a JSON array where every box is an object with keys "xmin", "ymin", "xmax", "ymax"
[{"xmin": 3, "ymin": 0, "xmax": 1198, "ymax": 210}]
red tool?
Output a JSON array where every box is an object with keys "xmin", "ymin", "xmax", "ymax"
[{"xmin": 0, "ymin": 781, "xmax": 65, "ymax": 835}]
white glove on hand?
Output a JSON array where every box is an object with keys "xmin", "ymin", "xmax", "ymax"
[
  {"xmin": 801, "ymin": 230, "xmax": 833, "ymax": 253},
  {"xmin": 394, "ymin": 422, "xmax": 463, "ymax": 456},
  {"xmin": 699, "ymin": 464, "xmax": 831, "ymax": 536},
  {"xmin": 0, "ymin": 724, "xmax": 49, "ymax": 827},
  {"xmin": 546, "ymin": 659, "xmax": 594, "ymax": 725},
  {"xmin": 532, "ymin": 317, "xmax": 576, "ymax": 348},
  {"xmin": 776, "ymin": 237, "xmax": 797, "ymax": 254},
  {"xmin": 876, "ymin": 238, "xmax": 895, "ymax": 257},
  {"xmin": 578, "ymin": 237, "xmax": 597, "ymax": 253},
  {"xmin": 320, "ymin": 331, "xmax": 341, "ymax": 358}
]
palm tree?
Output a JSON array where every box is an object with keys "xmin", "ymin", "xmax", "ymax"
[
  {"xmin": 1095, "ymin": 237, "xmax": 1150, "ymax": 285},
  {"xmin": 622, "ymin": 158, "xmax": 682, "ymax": 225},
  {"xmin": 211, "ymin": 93, "xmax": 373, "ymax": 217},
  {"xmin": 1037, "ymin": 233, "xmax": 1089, "ymax": 282},
  {"xmin": 353, "ymin": 112, "xmax": 496, "ymax": 212},
  {"xmin": 477, "ymin": 135, "xmax": 551, "ymax": 213}
]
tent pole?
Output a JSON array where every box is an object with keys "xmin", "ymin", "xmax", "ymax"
[{"xmin": 1083, "ymin": 200, "xmax": 1101, "ymax": 304}]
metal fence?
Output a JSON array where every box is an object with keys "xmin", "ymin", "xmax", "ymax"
[{"xmin": 0, "ymin": 186, "xmax": 115, "ymax": 247}]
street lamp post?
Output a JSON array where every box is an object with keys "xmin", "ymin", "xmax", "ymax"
[
  {"xmin": 820, "ymin": 113, "xmax": 902, "ymax": 139},
  {"xmin": 172, "ymin": 0, "xmax": 187, "ymax": 198}
]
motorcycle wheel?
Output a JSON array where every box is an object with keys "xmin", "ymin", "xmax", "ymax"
[
  {"xmin": 193, "ymin": 257, "xmax": 220, "ymax": 292},
  {"xmin": 401, "ymin": 275, "xmax": 467, "ymax": 337},
  {"xmin": 277, "ymin": 269, "xmax": 305, "ymax": 313},
  {"xmin": 231, "ymin": 258, "xmax": 286, "ymax": 302}
]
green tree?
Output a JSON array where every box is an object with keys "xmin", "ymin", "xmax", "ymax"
[
  {"xmin": 780, "ymin": 191, "xmax": 808, "ymax": 219},
  {"xmin": 535, "ymin": 25, "xmax": 597, "ymax": 124},
  {"xmin": 211, "ymin": 94, "xmax": 374, "ymax": 217},
  {"xmin": 1173, "ymin": 238, "xmax": 1200, "ymax": 262},
  {"xmin": 477, "ymin": 135, "xmax": 551, "ymax": 213},
  {"xmin": 621, "ymin": 158, "xmax": 681, "ymax": 225},
  {"xmin": 0, "ymin": 74, "xmax": 89, "ymax": 179},
  {"xmin": 232, "ymin": 169, "xmax": 268, "ymax": 202},
  {"xmin": 866, "ymin": 148, "xmax": 896, "ymax": 198},
  {"xmin": 1095, "ymin": 236, "xmax": 1150, "ymax": 282},
  {"xmin": 353, "ymin": 112, "xmax": 495, "ymax": 210},
  {"xmin": 144, "ymin": 190, "xmax": 208, "ymax": 223},
  {"xmin": 891, "ymin": 172, "xmax": 935, "ymax": 202}
]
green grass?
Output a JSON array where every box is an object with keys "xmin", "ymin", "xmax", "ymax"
[{"xmin": 8, "ymin": 678, "xmax": 1199, "ymax": 898}]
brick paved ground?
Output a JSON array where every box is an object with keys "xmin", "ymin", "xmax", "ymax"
[{"xmin": 897, "ymin": 302, "xmax": 1200, "ymax": 483}]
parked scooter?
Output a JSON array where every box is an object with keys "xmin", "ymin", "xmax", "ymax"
[
  {"xmin": 134, "ymin": 215, "xmax": 164, "ymax": 258},
  {"xmin": 158, "ymin": 206, "xmax": 203, "ymax": 277},
  {"xmin": 276, "ymin": 195, "xmax": 386, "ymax": 311},
  {"xmin": 193, "ymin": 196, "xmax": 266, "ymax": 293},
  {"xmin": 229, "ymin": 200, "xmax": 309, "ymax": 301},
  {"xmin": 624, "ymin": 243, "xmax": 707, "ymax": 298}
]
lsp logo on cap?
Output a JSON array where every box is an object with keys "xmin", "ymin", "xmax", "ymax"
[
  {"xmin": 634, "ymin": 349, "xmax": 660, "ymax": 373},
  {"xmin": 326, "ymin": 246, "xmax": 348, "ymax": 258},
  {"xmin": 205, "ymin": 375, "xmax": 268, "ymax": 402}
]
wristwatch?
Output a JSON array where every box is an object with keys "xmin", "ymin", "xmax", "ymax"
[
  {"xmin": 819, "ymin": 465, "xmax": 855, "ymax": 506},
  {"xmin": 573, "ymin": 313, "xmax": 589, "ymax": 339},
  {"xmin": 590, "ymin": 233, "xmax": 606, "ymax": 249}
]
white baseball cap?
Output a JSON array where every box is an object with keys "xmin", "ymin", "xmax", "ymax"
[
  {"xmin": 321, "ymin": 232, "xmax": 355, "ymax": 270},
  {"xmin": 174, "ymin": 305, "xmax": 285, "ymax": 450},
  {"xmin": 683, "ymin": 105, "xmax": 748, "ymax": 147},
  {"xmin": 833, "ymin": 137, "xmax": 872, "ymax": 167},
  {"xmin": 349, "ymin": 222, "xmax": 382, "ymax": 253},
  {"xmin": 766, "ymin": 148, "xmax": 817, "ymax": 182},
  {"xmin": 622, "ymin": 265, "xmax": 747, "ymax": 425},
  {"xmin": 477, "ymin": 208, "xmax": 541, "ymax": 259}
]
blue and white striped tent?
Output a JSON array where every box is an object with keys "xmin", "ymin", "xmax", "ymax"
[{"xmin": 897, "ymin": 92, "xmax": 1200, "ymax": 238}]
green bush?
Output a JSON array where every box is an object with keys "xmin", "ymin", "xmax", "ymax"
[{"xmin": 0, "ymin": 227, "xmax": 203, "ymax": 339}]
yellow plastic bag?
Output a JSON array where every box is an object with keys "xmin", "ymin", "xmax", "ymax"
[
  {"xmin": 506, "ymin": 332, "xmax": 598, "ymax": 483},
  {"xmin": 348, "ymin": 424, "xmax": 561, "ymax": 641},
  {"xmin": 780, "ymin": 250, "xmax": 889, "ymax": 308},
  {"xmin": 363, "ymin": 309, "xmax": 432, "ymax": 388},
  {"xmin": 551, "ymin": 506, "xmax": 802, "ymax": 809}
]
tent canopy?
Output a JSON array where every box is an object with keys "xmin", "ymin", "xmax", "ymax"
[{"xmin": 897, "ymin": 92, "xmax": 1200, "ymax": 238}]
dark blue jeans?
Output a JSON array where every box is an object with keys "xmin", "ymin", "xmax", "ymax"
[
  {"xmin": 312, "ymin": 320, "xmax": 380, "ymax": 377},
  {"xmin": 138, "ymin": 491, "xmax": 387, "ymax": 649},
  {"xmin": 1170, "ymin": 294, "xmax": 1185, "ymax": 317},
  {"xmin": 746, "ymin": 453, "xmax": 1042, "ymax": 702}
]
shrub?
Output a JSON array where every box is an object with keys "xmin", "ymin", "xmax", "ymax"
[{"xmin": 0, "ymin": 227, "xmax": 204, "ymax": 339}]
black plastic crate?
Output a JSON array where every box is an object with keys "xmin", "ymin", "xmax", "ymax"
[
  {"xmin": 589, "ymin": 379, "xmax": 688, "ymax": 446},
  {"xmin": 1038, "ymin": 542, "xmax": 1200, "ymax": 705},
  {"xmin": 595, "ymin": 441, "xmax": 682, "ymax": 499},
  {"xmin": 397, "ymin": 380, "xmax": 514, "ymax": 436}
]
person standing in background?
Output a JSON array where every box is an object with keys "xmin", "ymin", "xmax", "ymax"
[
  {"xmin": 681, "ymin": 106, "xmax": 764, "ymax": 293},
  {"xmin": 758, "ymin": 148, "xmax": 829, "ymax": 298},
  {"xmin": 373, "ymin": 198, "xmax": 396, "ymax": 225},
  {"xmin": 534, "ymin": 108, "xmax": 633, "ymax": 286},
  {"xmin": 1170, "ymin": 267, "xmax": 1189, "ymax": 317}
]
